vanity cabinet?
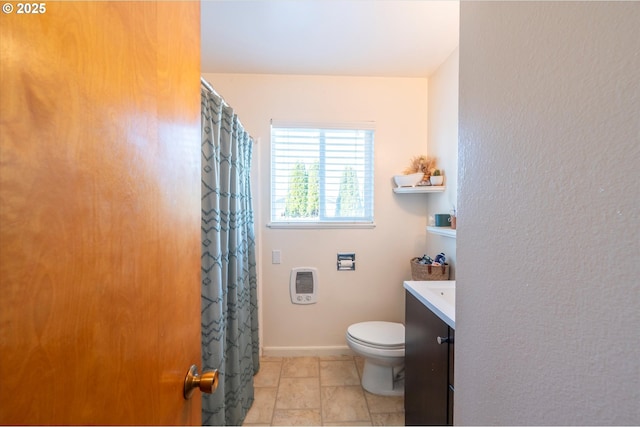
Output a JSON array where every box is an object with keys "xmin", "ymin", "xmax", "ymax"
[{"xmin": 405, "ymin": 291, "xmax": 455, "ymax": 426}]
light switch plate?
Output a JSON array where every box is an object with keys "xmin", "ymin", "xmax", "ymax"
[{"xmin": 272, "ymin": 250, "xmax": 281, "ymax": 264}]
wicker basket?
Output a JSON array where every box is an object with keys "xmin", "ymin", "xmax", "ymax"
[{"xmin": 410, "ymin": 257, "xmax": 450, "ymax": 281}]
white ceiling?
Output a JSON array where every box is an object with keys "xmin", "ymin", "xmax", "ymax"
[{"xmin": 201, "ymin": 0, "xmax": 460, "ymax": 78}]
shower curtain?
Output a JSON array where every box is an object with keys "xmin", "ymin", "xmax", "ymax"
[{"xmin": 201, "ymin": 80, "xmax": 259, "ymax": 426}]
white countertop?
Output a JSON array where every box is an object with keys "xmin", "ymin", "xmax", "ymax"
[{"xmin": 404, "ymin": 280, "xmax": 455, "ymax": 329}]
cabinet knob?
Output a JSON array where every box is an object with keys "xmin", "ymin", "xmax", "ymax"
[{"xmin": 437, "ymin": 336, "xmax": 453, "ymax": 345}]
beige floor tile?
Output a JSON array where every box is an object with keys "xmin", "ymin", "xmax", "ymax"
[
  {"xmin": 321, "ymin": 385, "xmax": 371, "ymax": 423},
  {"xmin": 281, "ymin": 356, "xmax": 319, "ymax": 378},
  {"xmin": 244, "ymin": 387, "xmax": 277, "ymax": 425},
  {"xmin": 323, "ymin": 422, "xmax": 372, "ymax": 426},
  {"xmin": 320, "ymin": 360, "xmax": 361, "ymax": 387},
  {"xmin": 254, "ymin": 361, "xmax": 282, "ymax": 388},
  {"xmin": 370, "ymin": 412, "xmax": 405, "ymax": 426},
  {"xmin": 276, "ymin": 377, "xmax": 321, "ymax": 409},
  {"xmin": 271, "ymin": 409, "xmax": 322, "ymax": 426},
  {"xmin": 242, "ymin": 356, "xmax": 405, "ymax": 426},
  {"xmin": 364, "ymin": 391, "xmax": 404, "ymax": 414},
  {"xmin": 319, "ymin": 354, "xmax": 354, "ymax": 361}
]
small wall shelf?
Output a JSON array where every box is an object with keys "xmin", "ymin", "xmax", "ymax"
[
  {"xmin": 393, "ymin": 186, "xmax": 446, "ymax": 194},
  {"xmin": 427, "ymin": 226, "xmax": 456, "ymax": 239}
]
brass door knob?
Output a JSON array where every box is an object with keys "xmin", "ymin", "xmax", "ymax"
[{"xmin": 183, "ymin": 365, "xmax": 219, "ymax": 399}]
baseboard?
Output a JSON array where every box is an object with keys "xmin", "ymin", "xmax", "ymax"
[{"xmin": 262, "ymin": 345, "xmax": 354, "ymax": 358}]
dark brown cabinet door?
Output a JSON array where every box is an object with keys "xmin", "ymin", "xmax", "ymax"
[
  {"xmin": 448, "ymin": 327, "xmax": 455, "ymax": 425},
  {"xmin": 405, "ymin": 292, "xmax": 450, "ymax": 425}
]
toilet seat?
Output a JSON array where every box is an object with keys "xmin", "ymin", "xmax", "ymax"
[
  {"xmin": 345, "ymin": 321, "xmax": 405, "ymax": 396},
  {"xmin": 347, "ymin": 321, "xmax": 404, "ymax": 349}
]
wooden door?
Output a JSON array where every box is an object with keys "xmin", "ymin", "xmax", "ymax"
[{"xmin": 0, "ymin": 2, "xmax": 202, "ymax": 424}]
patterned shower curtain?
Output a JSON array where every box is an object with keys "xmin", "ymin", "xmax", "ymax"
[{"xmin": 201, "ymin": 80, "xmax": 259, "ymax": 426}]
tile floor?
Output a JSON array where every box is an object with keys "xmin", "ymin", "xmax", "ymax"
[{"xmin": 243, "ymin": 356, "xmax": 404, "ymax": 426}]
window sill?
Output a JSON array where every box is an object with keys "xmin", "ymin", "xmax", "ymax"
[{"xmin": 267, "ymin": 222, "xmax": 376, "ymax": 230}]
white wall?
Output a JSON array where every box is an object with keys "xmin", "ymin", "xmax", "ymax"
[
  {"xmin": 426, "ymin": 47, "xmax": 459, "ymax": 277},
  {"xmin": 457, "ymin": 2, "xmax": 640, "ymax": 425},
  {"xmin": 203, "ymin": 73, "xmax": 430, "ymax": 355}
]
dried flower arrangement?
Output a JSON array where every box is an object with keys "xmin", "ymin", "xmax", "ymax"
[{"xmin": 403, "ymin": 155, "xmax": 436, "ymax": 180}]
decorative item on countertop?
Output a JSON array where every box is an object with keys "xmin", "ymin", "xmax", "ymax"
[
  {"xmin": 410, "ymin": 253, "xmax": 450, "ymax": 280},
  {"xmin": 433, "ymin": 253, "xmax": 446, "ymax": 265},
  {"xmin": 429, "ymin": 169, "xmax": 444, "ymax": 186},
  {"xmin": 416, "ymin": 254, "xmax": 434, "ymax": 265}
]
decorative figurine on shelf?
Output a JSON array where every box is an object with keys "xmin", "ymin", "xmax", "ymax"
[
  {"xmin": 429, "ymin": 169, "xmax": 444, "ymax": 186},
  {"xmin": 403, "ymin": 155, "xmax": 436, "ymax": 185},
  {"xmin": 450, "ymin": 207, "xmax": 457, "ymax": 230}
]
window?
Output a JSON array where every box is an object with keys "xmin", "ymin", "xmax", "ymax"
[{"xmin": 270, "ymin": 121, "xmax": 375, "ymax": 228}]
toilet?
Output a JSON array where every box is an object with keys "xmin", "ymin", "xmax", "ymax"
[{"xmin": 346, "ymin": 321, "xmax": 405, "ymax": 396}]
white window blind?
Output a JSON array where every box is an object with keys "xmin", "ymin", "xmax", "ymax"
[{"xmin": 270, "ymin": 121, "xmax": 374, "ymax": 227}]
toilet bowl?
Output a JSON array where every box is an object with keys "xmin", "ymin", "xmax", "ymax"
[{"xmin": 346, "ymin": 321, "xmax": 405, "ymax": 396}]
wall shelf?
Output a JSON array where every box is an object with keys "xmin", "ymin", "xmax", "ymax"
[
  {"xmin": 427, "ymin": 226, "xmax": 456, "ymax": 239},
  {"xmin": 393, "ymin": 186, "xmax": 446, "ymax": 194}
]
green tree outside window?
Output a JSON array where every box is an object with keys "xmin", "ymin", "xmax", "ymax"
[
  {"xmin": 284, "ymin": 162, "xmax": 308, "ymax": 217},
  {"xmin": 306, "ymin": 161, "xmax": 320, "ymax": 217},
  {"xmin": 335, "ymin": 166, "xmax": 362, "ymax": 217}
]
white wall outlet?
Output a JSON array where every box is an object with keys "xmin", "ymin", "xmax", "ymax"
[{"xmin": 272, "ymin": 250, "xmax": 281, "ymax": 264}]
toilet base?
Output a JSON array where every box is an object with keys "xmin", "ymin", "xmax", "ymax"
[{"xmin": 361, "ymin": 359, "xmax": 404, "ymax": 397}]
